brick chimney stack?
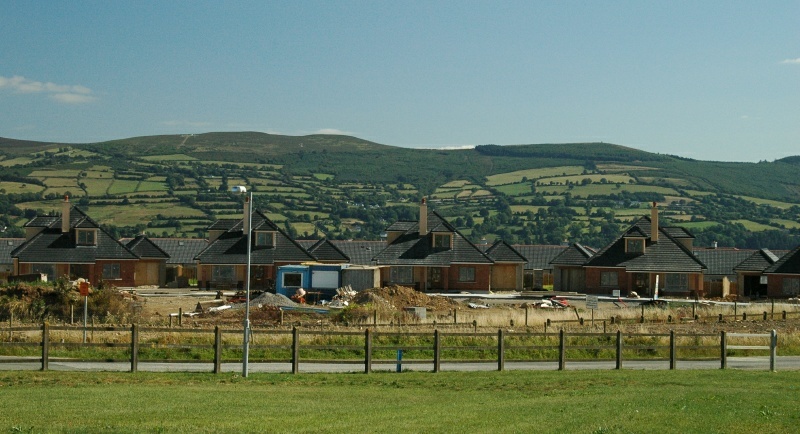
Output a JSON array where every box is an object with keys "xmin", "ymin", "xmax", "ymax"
[
  {"xmin": 650, "ymin": 202, "xmax": 658, "ymax": 243},
  {"xmin": 62, "ymin": 196, "xmax": 70, "ymax": 233},
  {"xmin": 419, "ymin": 197, "xmax": 428, "ymax": 236}
]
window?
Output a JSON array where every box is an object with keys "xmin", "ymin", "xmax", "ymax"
[
  {"xmin": 459, "ymin": 266, "xmax": 476, "ymax": 282},
  {"xmin": 102, "ymin": 263, "xmax": 121, "ymax": 280},
  {"xmin": 212, "ymin": 265, "xmax": 235, "ymax": 283},
  {"xmin": 666, "ymin": 274, "xmax": 689, "ymax": 291},
  {"xmin": 626, "ymin": 238, "xmax": 644, "ymax": 253},
  {"xmin": 283, "ymin": 272, "xmax": 303, "ymax": 287},
  {"xmin": 600, "ymin": 271, "xmax": 618, "ymax": 287},
  {"xmin": 390, "ymin": 267, "xmax": 413, "ymax": 284},
  {"xmin": 433, "ymin": 233, "xmax": 451, "ymax": 249},
  {"xmin": 782, "ymin": 278, "xmax": 800, "ymax": 296},
  {"xmin": 76, "ymin": 229, "xmax": 96, "ymax": 246},
  {"xmin": 32, "ymin": 264, "xmax": 55, "ymax": 282},
  {"xmin": 255, "ymin": 232, "xmax": 274, "ymax": 247}
]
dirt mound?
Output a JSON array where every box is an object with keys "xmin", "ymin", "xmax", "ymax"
[
  {"xmin": 352, "ymin": 285, "xmax": 460, "ymax": 312},
  {"xmin": 248, "ymin": 292, "xmax": 299, "ymax": 308}
]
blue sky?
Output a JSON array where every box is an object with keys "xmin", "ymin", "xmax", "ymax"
[{"xmin": 1, "ymin": 1, "xmax": 798, "ymax": 162}]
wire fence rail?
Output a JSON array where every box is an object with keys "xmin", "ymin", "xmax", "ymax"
[{"xmin": 0, "ymin": 324, "xmax": 779, "ymax": 373}]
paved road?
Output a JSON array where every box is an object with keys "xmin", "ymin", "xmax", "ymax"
[{"xmin": 2, "ymin": 356, "xmax": 797, "ymax": 373}]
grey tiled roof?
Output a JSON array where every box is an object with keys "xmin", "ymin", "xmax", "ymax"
[
  {"xmin": 512, "ymin": 245, "xmax": 569, "ymax": 270},
  {"xmin": 693, "ymin": 249, "xmax": 754, "ymax": 276},
  {"xmin": 386, "ymin": 221, "xmax": 417, "ymax": 232},
  {"xmin": 550, "ymin": 243, "xmax": 596, "ymax": 266},
  {"xmin": 12, "ymin": 207, "xmax": 138, "ymax": 263},
  {"xmin": 332, "ymin": 241, "xmax": 385, "ymax": 265},
  {"xmin": 732, "ymin": 249, "xmax": 783, "ymax": 272},
  {"xmin": 195, "ymin": 210, "xmax": 314, "ymax": 265},
  {"xmin": 306, "ymin": 239, "xmax": 350, "ymax": 262},
  {"xmin": 662, "ymin": 227, "xmax": 695, "ymax": 239},
  {"xmin": 586, "ymin": 216, "xmax": 706, "ymax": 273},
  {"xmin": 150, "ymin": 238, "xmax": 209, "ymax": 265},
  {"xmin": 125, "ymin": 235, "xmax": 170, "ymax": 259},
  {"xmin": 0, "ymin": 238, "xmax": 24, "ymax": 265},
  {"xmin": 765, "ymin": 246, "xmax": 800, "ymax": 274},
  {"xmin": 373, "ymin": 211, "xmax": 493, "ymax": 266},
  {"xmin": 483, "ymin": 240, "xmax": 527, "ymax": 263}
]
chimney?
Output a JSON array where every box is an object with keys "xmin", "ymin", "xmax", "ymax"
[
  {"xmin": 62, "ymin": 196, "xmax": 70, "ymax": 233},
  {"xmin": 419, "ymin": 197, "xmax": 428, "ymax": 236},
  {"xmin": 243, "ymin": 195, "xmax": 251, "ymax": 235},
  {"xmin": 650, "ymin": 202, "xmax": 658, "ymax": 243}
]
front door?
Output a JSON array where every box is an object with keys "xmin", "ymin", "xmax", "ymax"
[
  {"xmin": 633, "ymin": 273, "xmax": 650, "ymax": 295},
  {"xmin": 427, "ymin": 267, "xmax": 442, "ymax": 290}
]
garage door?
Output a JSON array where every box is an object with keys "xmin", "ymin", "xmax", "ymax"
[{"xmin": 312, "ymin": 270, "xmax": 339, "ymax": 289}]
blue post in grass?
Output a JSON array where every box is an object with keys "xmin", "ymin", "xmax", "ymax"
[{"xmin": 396, "ymin": 349, "xmax": 403, "ymax": 373}]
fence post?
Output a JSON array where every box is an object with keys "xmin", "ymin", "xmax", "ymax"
[
  {"xmin": 213, "ymin": 326, "xmax": 222, "ymax": 374},
  {"xmin": 742, "ymin": 312, "xmax": 747, "ymax": 321},
  {"xmin": 291, "ymin": 327, "xmax": 299, "ymax": 374},
  {"xmin": 558, "ymin": 329, "xmax": 565, "ymax": 371},
  {"xmin": 364, "ymin": 329, "xmax": 372, "ymax": 374},
  {"xmin": 373, "ymin": 310, "xmax": 377, "ymax": 327},
  {"xmin": 718, "ymin": 314, "xmax": 723, "ymax": 323},
  {"xmin": 178, "ymin": 308, "xmax": 182, "ymax": 327},
  {"xmin": 783, "ymin": 311, "xmax": 787, "ymax": 320},
  {"xmin": 41, "ymin": 322, "xmax": 49, "ymax": 372},
  {"xmin": 497, "ymin": 329, "xmax": 505, "ymax": 372},
  {"xmin": 473, "ymin": 320, "xmax": 477, "ymax": 333},
  {"xmin": 130, "ymin": 324, "xmax": 139, "ymax": 373},
  {"xmin": 433, "ymin": 329, "xmax": 440, "ymax": 373},
  {"xmin": 454, "ymin": 309, "xmax": 457, "ymax": 325},
  {"xmin": 720, "ymin": 331, "xmax": 727, "ymax": 369},
  {"xmin": 615, "ymin": 330, "xmax": 622, "ymax": 370},
  {"xmin": 763, "ymin": 311, "xmax": 767, "ymax": 321},
  {"xmin": 525, "ymin": 306, "xmax": 529, "ymax": 327},
  {"xmin": 669, "ymin": 330, "xmax": 676, "ymax": 370},
  {"xmin": 770, "ymin": 329, "xmax": 777, "ymax": 372}
]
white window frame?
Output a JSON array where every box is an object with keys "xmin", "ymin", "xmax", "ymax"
[
  {"xmin": 76, "ymin": 229, "xmax": 96, "ymax": 246},
  {"xmin": 600, "ymin": 271, "xmax": 618, "ymax": 287},
  {"xmin": 458, "ymin": 266, "xmax": 476, "ymax": 282},
  {"xmin": 665, "ymin": 273, "xmax": 689, "ymax": 291},
  {"xmin": 255, "ymin": 231, "xmax": 275, "ymax": 247},
  {"xmin": 433, "ymin": 233, "xmax": 451, "ymax": 249},
  {"xmin": 390, "ymin": 266, "xmax": 413, "ymax": 284},
  {"xmin": 782, "ymin": 277, "xmax": 800, "ymax": 296},
  {"xmin": 625, "ymin": 238, "xmax": 644, "ymax": 253},
  {"xmin": 102, "ymin": 263, "xmax": 121, "ymax": 280},
  {"xmin": 212, "ymin": 265, "xmax": 235, "ymax": 283},
  {"xmin": 283, "ymin": 272, "xmax": 303, "ymax": 288}
]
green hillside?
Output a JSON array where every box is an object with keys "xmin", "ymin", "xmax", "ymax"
[{"xmin": 1, "ymin": 133, "xmax": 799, "ymax": 250}]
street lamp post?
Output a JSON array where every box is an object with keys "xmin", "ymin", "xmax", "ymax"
[{"xmin": 242, "ymin": 191, "xmax": 253, "ymax": 377}]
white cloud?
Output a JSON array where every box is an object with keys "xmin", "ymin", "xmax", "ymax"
[
  {"xmin": 313, "ymin": 128, "xmax": 353, "ymax": 135},
  {"xmin": 0, "ymin": 75, "xmax": 96, "ymax": 104},
  {"xmin": 780, "ymin": 58, "xmax": 800, "ymax": 64}
]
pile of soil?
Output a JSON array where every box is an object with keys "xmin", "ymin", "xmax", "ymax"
[
  {"xmin": 351, "ymin": 285, "xmax": 460, "ymax": 312},
  {"xmin": 246, "ymin": 292, "xmax": 299, "ymax": 308}
]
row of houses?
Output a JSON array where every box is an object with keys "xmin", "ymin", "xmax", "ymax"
[{"xmin": 2, "ymin": 196, "xmax": 800, "ymax": 299}]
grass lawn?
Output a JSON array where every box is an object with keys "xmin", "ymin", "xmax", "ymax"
[
  {"xmin": 0, "ymin": 370, "xmax": 797, "ymax": 433},
  {"xmin": 731, "ymin": 219, "xmax": 778, "ymax": 232},
  {"xmin": 0, "ymin": 181, "xmax": 45, "ymax": 194},
  {"xmin": 486, "ymin": 166, "xmax": 585, "ymax": 186}
]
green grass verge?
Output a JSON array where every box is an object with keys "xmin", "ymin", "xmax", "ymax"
[{"xmin": 0, "ymin": 370, "xmax": 797, "ymax": 433}]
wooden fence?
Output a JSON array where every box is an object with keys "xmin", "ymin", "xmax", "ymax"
[{"xmin": 0, "ymin": 324, "xmax": 778, "ymax": 373}]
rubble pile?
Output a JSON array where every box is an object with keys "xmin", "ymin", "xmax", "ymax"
[
  {"xmin": 352, "ymin": 285, "xmax": 460, "ymax": 312},
  {"xmin": 246, "ymin": 292, "xmax": 299, "ymax": 308}
]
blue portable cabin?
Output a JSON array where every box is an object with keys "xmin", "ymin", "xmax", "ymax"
[{"xmin": 275, "ymin": 265, "xmax": 311, "ymax": 297}]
